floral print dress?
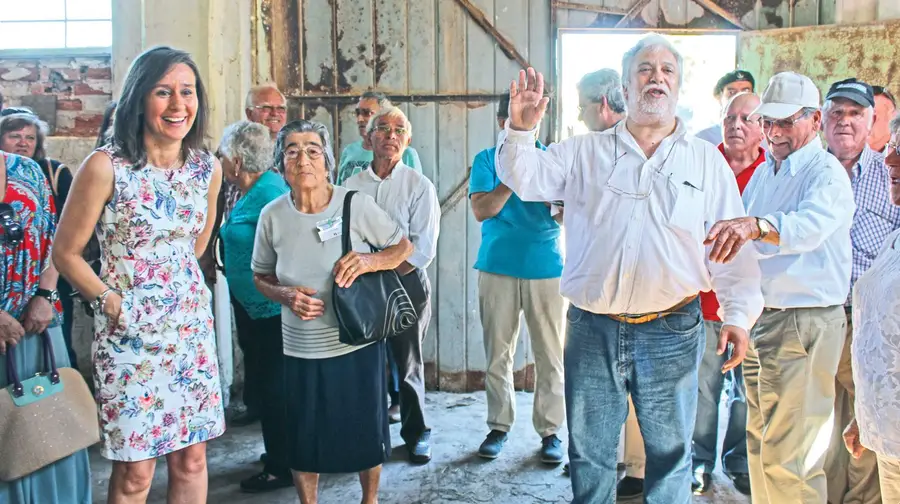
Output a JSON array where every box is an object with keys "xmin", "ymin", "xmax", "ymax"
[{"xmin": 92, "ymin": 145, "xmax": 225, "ymax": 461}]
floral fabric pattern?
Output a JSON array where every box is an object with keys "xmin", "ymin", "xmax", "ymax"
[
  {"xmin": 852, "ymin": 228, "xmax": 900, "ymax": 459},
  {"xmin": 92, "ymin": 145, "xmax": 225, "ymax": 461}
]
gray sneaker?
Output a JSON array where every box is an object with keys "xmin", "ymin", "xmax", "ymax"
[
  {"xmin": 540, "ymin": 434, "xmax": 564, "ymax": 464},
  {"xmin": 478, "ymin": 430, "xmax": 508, "ymax": 459}
]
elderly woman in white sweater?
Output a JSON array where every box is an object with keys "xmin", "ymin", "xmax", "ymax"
[{"xmin": 844, "ymin": 112, "xmax": 900, "ymax": 500}]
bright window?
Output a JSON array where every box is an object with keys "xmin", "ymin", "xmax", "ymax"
[
  {"xmin": 558, "ymin": 30, "xmax": 739, "ymax": 140},
  {"xmin": 0, "ymin": 0, "xmax": 112, "ymax": 51}
]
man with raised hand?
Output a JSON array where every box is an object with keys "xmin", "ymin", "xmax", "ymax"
[{"xmin": 494, "ymin": 34, "xmax": 763, "ymax": 504}]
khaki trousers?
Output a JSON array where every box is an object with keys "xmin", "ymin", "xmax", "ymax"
[
  {"xmin": 744, "ymin": 306, "xmax": 846, "ymax": 504},
  {"xmin": 479, "ymin": 271, "xmax": 566, "ymax": 437},
  {"xmin": 824, "ymin": 313, "xmax": 882, "ymax": 504},
  {"xmin": 877, "ymin": 454, "xmax": 900, "ymax": 503},
  {"xmin": 620, "ymin": 396, "xmax": 646, "ymax": 478}
]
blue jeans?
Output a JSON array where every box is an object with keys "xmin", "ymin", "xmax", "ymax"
[
  {"xmin": 692, "ymin": 320, "xmax": 748, "ymax": 476},
  {"xmin": 565, "ymin": 299, "xmax": 704, "ymax": 504}
]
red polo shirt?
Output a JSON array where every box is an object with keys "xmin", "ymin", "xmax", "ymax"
[{"xmin": 701, "ymin": 144, "xmax": 766, "ymax": 322}]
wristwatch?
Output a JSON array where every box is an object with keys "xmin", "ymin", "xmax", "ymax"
[
  {"xmin": 35, "ymin": 288, "xmax": 59, "ymax": 303},
  {"xmin": 755, "ymin": 218, "xmax": 771, "ymax": 240}
]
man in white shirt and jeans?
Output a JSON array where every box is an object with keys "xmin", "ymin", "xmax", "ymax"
[{"xmin": 495, "ymin": 34, "xmax": 764, "ymax": 504}]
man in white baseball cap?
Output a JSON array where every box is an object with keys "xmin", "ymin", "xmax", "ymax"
[{"xmin": 705, "ymin": 71, "xmax": 855, "ymax": 503}]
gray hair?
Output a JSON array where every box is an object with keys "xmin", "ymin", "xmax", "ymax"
[
  {"xmin": 274, "ymin": 119, "xmax": 336, "ymax": 181},
  {"xmin": 245, "ymin": 84, "xmax": 286, "ymax": 109},
  {"xmin": 822, "ymin": 98, "xmax": 875, "ymax": 130},
  {"xmin": 217, "ymin": 120, "xmax": 274, "ymax": 174},
  {"xmin": 621, "ymin": 34, "xmax": 684, "ymax": 88},
  {"xmin": 577, "ymin": 68, "xmax": 626, "ymax": 114},
  {"xmin": 889, "ymin": 111, "xmax": 900, "ymax": 137},
  {"xmin": 366, "ymin": 106, "xmax": 413, "ymax": 137},
  {"xmin": 360, "ymin": 90, "xmax": 392, "ymax": 108}
]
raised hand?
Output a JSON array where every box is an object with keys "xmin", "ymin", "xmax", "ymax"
[{"xmin": 508, "ymin": 67, "xmax": 550, "ymax": 132}]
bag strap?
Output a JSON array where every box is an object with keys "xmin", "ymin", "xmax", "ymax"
[
  {"xmin": 45, "ymin": 160, "xmax": 68, "ymax": 197},
  {"xmin": 5, "ymin": 330, "xmax": 59, "ymax": 398},
  {"xmin": 341, "ymin": 190, "xmax": 357, "ymax": 256}
]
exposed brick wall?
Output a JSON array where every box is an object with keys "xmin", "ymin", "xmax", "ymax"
[{"xmin": 0, "ymin": 56, "xmax": 113, "ymax": 137}]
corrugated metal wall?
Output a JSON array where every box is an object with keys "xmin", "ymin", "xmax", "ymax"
[{"xmin": 251, "ymin": 0, "xmax": 900, "ymax": 391}]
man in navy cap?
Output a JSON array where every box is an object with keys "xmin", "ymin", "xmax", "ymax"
[
  {"xmin": 696, "ymin": 70, "xmax": 755, "ymax": 145},
  {"xmin": 822, "ymin": 77, "xmax": 900, "ymax": 504}
]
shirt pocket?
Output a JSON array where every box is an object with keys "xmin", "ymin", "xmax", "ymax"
[{"xmin": 666, "ymin": 180, "xmax": 706, "ymax": 241}]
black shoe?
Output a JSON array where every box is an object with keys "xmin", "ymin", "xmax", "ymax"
[
  {"xmin": 239, "ymin": 472, "xmax": 293, "ymax": 493},
  {"xmin": 388, "ymin": 404, "xmax": 401, "ymax": 424},
  {"xmin": 729, "ymin": 472, "xmax": 751, "ymax": 495},
  {"xmin": 478, "ymin": 430, "xmax": 508, "ymax": 459},
  {"xmin": 259, "ymin": 453, "xmax": 267, "ymax": 464},
  {"xmin": 692, "ymin": 473, "xmax": 712, "ymax": 495},
  {"xmin": 540, "ymin": 434, "xmax": 564, "ymax": 465},
  {"xmin": 230, "ymin": 410, "xmax": 260, "ymax": 427},
  {"xmin": 408, "ymin": 430, "xmax": 432, "ymax": 464},
  {"xmin": 617, "ymin": 476, "xmax": 644, "ymax": 498}
]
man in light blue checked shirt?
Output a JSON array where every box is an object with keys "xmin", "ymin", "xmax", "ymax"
[
  {"xmin": 705, "ymin": 71, "xmax": 855, "ymax": 504},
  {"xmin": 821, "ymin": 78, "xmax": 900, "ymax": 504}
]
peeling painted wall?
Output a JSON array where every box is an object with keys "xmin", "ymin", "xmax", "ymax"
[{"xmin": 740, "ymin": 20, "xmax": 900, "ymax": 101}]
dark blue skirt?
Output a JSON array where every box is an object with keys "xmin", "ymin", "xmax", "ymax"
[{"xmin": 283, "ymin": 341, "xmax": 390, "ymax": 473}]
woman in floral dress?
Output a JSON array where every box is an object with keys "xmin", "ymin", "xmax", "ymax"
[{"xmin": 53, "ymin": 46, "xmax": 224, "ymax": 502}]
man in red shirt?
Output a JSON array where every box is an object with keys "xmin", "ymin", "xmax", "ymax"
[{"xmin": 691, "ymin": 92, "xmax": 766, "ymax": 496}]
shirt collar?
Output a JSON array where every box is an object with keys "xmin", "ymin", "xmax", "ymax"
[
  {"xmin": 365, "ymin": 161, "xmax": 408, "ymax": 182},
  {"xmin": 718, "ymin": 143, "xmax": 766, "ymax": 171},
  {"xmin": 612, "ymin": 117, "xmax": 689, "ymax": 159},
  {"xmin": 765, "ymin": 135, "xmax": 823, "ymax": 176},
  {"xmin": 825, "ymin": 144, "xmax": 877, "ymax": 180}
]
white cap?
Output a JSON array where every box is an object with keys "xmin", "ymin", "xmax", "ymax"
[{"xmin": 751, "ymin": 72, "xmax": 820, "ymax": 119}]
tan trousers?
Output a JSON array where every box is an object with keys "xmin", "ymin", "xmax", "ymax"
[
  {"xmin": 744, "ymin": 306, "xmax": 846, "ymax": 504},
  {"xmin": 620, "ymin": 396, "xmax": 646, "ymax": 478},
  {"xmin": 824, "ymin": 313, "xmax": 882, "ymax": 504},
  {"xmin": 877, "ymin": 454, "xmax": 900, "ymax": 503},
  {"xmin": 479, "ymin": 271, "xmax": 566, "ymax": 437}
]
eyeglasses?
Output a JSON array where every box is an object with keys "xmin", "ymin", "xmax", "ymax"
[
  {"xmin": 283, "ymin": 145, "xmax": 324, "ymax": 160},
  {"xmin": 374, "ymin": 125, "xmax": 408, "ymax": 137},
  {"xmin": 887, "ymin": 140, "xmax": 900, "ymax": 157},
  {"xmin": 762, "ymin": 109, "xmax": 813, "ymax": 131},
  {"xmin": 605, "ymin": 125, "xmax": 677, "ymax": 199},
  {"xmin": 577, "ymin": 100, "xmax": 603, "ymax": 115},
  {"xmin": 253, "ymin": 105, "xmax": 287, "ymax": 114}
]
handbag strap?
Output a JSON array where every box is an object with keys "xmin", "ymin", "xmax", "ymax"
[
  {"xmin": 4, "ymin": 330, "xmax": 60, "ymax": 398},
  {"xmin": 341, "ymin": 190, "xmax": 357, "ymax": 256}
]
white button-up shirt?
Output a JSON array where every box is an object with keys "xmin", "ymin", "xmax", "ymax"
[
  {"xmin": 495, "ymin": 119, "xmax": 764, "ymax": 330},
  {"xmin": 743, "ymin": 137, "xmax": 854, "ymax": 309},
  {"xmin": 344, "ymin": 162, "xmax": 441, "ymax": 269}
]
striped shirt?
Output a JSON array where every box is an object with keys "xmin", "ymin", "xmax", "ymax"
[
  {"xmin": 251, "ymin": 186, "xmax": 402, "ymax": 359},
  {"xmin": 847, "ymin": 146, "xmax": 900, "ymax": 303}
]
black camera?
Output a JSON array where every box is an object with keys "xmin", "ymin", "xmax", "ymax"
[{"xmin": 0, "ymin": 202, "xmax": 24, "ymax": 247}]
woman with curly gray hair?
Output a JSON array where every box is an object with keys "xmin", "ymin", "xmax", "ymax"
[
  {"xmin": 216, "ymin": 120, "xmax": 292, "ymax": 492},
  {"xmin": 253, "ymin": 119, "xmax": 412, "ymax": 503}
]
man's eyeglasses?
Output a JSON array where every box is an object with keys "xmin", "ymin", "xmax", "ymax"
[
  {"xmin": 762, "ymin": 109, "xmax": 813, "ymax": 131},
  {"xmin": 253, "ymin": 105, "xmax": 287, "ymax": 114},
  {"xmin": 577, "ymin": 101, "xmax": 602, "ymax": 115},
  {"xmin": 374, "ymin": 125, "xmax": 408, "ymax": 137},
  {"xmin": 283, "ymin": 145, "xmax": 324, "ymax": 160},
  {"xmin": 886, "ymin": 140, "xmax": 900, "ymax": 157}
]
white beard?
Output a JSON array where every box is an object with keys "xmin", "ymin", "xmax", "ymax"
[{"xmin": 627, "ymin": 84, "xmax": 677, "ymax": 123}]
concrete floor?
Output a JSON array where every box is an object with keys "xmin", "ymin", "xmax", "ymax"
[{"xmin": 89, "ymin": 392, "xmax": 750, "ymax": 503}]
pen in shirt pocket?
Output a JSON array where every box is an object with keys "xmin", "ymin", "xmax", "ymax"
[{"xmin": 683, "ymin": 180, "xmax": 700, "ymax": 190}]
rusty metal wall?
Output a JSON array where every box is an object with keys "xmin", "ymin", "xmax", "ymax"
[
  {"xmin": 740, "ymin": 20, "xmax": 900, "ymax": 101},
  {"xmin": 252, "ymin": 0, "xmax": 551, "ymax": 392}
]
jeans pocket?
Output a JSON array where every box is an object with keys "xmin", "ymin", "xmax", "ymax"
[
  {"xmin": 566, "ymin": 305, "xmax": 584, "ymax": 325},
  {"xmin": 660, "ymin": 310, "xmax": 703, "ymax": 334}
]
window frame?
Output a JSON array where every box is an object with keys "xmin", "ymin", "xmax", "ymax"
[{"xmin": 0, "ymin": 1, "xmax": 112, "ymax": 56}]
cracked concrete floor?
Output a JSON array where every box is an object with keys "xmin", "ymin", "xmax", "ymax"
[{"xmin": 89, "ymin": 392, "xmax": 750, "ymax": 503}]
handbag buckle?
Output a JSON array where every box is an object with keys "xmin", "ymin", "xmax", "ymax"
[{"xmin": 32, "ymin": 385, "xmax": 44, "ymax": 396}]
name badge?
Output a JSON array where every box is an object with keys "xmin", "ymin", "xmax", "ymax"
[{"xmin": 316, "ymin": 216, "xmax": 342, "ymax": 242}]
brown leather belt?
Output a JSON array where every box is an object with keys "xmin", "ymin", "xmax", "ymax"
[{"xmin": 607, "ymin": 295, "xmax": 698, "ymax": 325}]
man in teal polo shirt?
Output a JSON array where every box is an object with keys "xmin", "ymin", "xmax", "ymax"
[{"xmin": 469, "ymin": 92, "xmax": 566, "ymax": 464}]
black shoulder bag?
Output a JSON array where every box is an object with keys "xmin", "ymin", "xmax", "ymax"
[{"xmin": 333, "ymin": 190, "xmax": 418, "ymax": 345}]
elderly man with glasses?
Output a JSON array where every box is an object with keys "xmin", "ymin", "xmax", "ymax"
[
  {"xmin": 496, "ymin": 34, "xmax": 763, "ymax": 504},
  {"xmin": 706, "ymin": 71, "xmax": 855, "ymax": 503},
  {"xmin": 821, "ymin": 78, "xmax": 900, "ymax": 504},
  {"xmin": 245, "ymin": 84, "xmax": 289, "ymax": 140}
]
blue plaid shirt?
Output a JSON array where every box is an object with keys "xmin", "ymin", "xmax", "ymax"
[{"xmin": 847, "ymin": 146, "xmax": 900, "ymax": 304}]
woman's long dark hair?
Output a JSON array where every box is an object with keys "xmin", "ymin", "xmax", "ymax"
[
  {"xmin": 95, "ymin": 100, "xmax": 117, "ymax": 149},
  {"xmin": 113, "ymin": 46, "xmax": 208, "ymax": 168}
]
